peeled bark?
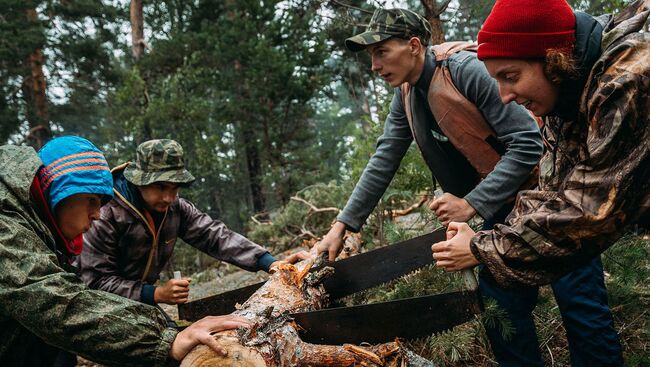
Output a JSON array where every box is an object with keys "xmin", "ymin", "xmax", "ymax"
[{"xmin": 180, "ymin": 261, "xmax": 434, "ymax": 367}]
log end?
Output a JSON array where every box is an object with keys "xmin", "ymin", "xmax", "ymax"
[{"xmin": 180, "ymin": 336, "xmax": 267, "ymax": 367}]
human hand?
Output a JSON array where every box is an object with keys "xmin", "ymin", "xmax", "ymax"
[
  {"xmin": 154, "ymin": 278, "xmax": 191, "ymax": 305},
  {"xmin": 431, "ymin": 222, "xmax": 480, "ymax": 271},
  {"xmin": 168, "ymin": 315, "xmax": 252, "ymax": 361},
  {"xmin": 269, "ymin": 250, "xmax": 313, "ymax": 271},
  {"xmin": 428, "ymin": 193, "xmax": 476, "ymax": 226},
  {"xmin": 309, "ymin": 221, "xmax": 346, "ymax": 262}
]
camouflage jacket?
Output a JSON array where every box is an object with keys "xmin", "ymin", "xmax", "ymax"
[
  {"xmin": 0, "ymin": 145, "xmax": 177, "ymax": 367},
  {"xmin": 80, "ymin": 166, "xmax": 270, "ymax": 303},
  {"xmin": 471, "ymin": 1, "xmax": 650, "ymax": 287}
]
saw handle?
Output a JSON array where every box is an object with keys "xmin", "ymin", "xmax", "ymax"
[{"xmin": 461, "ymin": 268, "xmax": 478, "ymax": 291}]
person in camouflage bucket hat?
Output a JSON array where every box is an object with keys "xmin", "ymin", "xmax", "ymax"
[
  {"xmin": 80, "ymin": 139, "xmax": 308, "ymax": 314},
  {"xmin": 124, "ymin": 139, "xmax": 195, "ymax": 187},
  {"xmin": 345, "ymin": 8, "xmax": 432, "ymax": 52}
]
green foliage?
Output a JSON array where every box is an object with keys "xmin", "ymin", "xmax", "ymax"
[
  {"xmin": 603, "ymin": 233, "xmax": 650, "ymax": 366},
  {"xmin": 480, "ymin": 298, "xmax": 515, "ymax": 341},
  {"xmin": 247, "ymin": 182, "xmax": 352, "ymax": 251},
  {"xmin": 423, "ymin": 325, "xmax": 478, "ymax": 363}
]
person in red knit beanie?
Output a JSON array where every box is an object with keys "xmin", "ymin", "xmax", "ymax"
[
  {"xmin": 477, "ymin": 0, "xmax": 576, "ymax": 60},
  {"xmin": 431, "ymin": 0, "xmax": 649, "ymax": 366}
]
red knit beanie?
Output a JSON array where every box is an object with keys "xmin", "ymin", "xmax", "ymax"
[{"xmin": 477, "ymin": 0, "xmax": 576, "ymax": 60}]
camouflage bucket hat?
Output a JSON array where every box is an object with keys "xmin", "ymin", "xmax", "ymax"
[
  {"xmin": 345, "ymin": 8, "xmax": 432, "ymax": 52},
  {"xmin": 124, "ymin": 139, "xmax": 195, "ymax": 187}
]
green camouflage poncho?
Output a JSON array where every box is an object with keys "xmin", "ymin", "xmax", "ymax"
[{"xmin": 0, "ymin": 145, "xmax": 177, "ymax": 366}]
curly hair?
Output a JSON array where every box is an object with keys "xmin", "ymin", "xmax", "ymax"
[{"xmin": 544, "ymin": 48, "xmax": 579, "ymax": 84}]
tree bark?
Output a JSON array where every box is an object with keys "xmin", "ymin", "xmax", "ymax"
[
  {"xmin": 420, "ymin": 0, "xmax": 450, "ymax": 45},
  {"xmin": 243, "ymin": 124, "xmax": 266, "ymax": 213},
  {"xmin": 130, "ymin": 0, "xmax": 145, "ymax": 60},
  {"xmin": 22, "ymin": 8, "xmax": 51, "ymax": 150},
  {"xmin": 180, "ymin": 261, "xmax": 435, "ymax": 366}
]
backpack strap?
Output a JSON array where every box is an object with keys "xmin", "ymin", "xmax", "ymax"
[
  {"xmin": 431, "ymin": 41, "xmax": 478, "ymax": 61},
  {"xmin": 400, "ymin": 83, "xmax": 415, "ymax": 138}
]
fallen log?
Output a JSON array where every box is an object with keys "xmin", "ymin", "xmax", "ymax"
[{"xmin": 180, "ymin": 260, "xmax": 434, "ymax": 367}]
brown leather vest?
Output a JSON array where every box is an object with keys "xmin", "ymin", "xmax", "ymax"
[
  {"xmin": 401, "ymin": 41, "xmax": 541, "ymax": 192},
  {"xmin": 401, "ymin": 41, "xmax": 503, "ymax": 178}
]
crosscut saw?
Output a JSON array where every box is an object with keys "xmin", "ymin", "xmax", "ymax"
[{"xmin": 178, "ymin": 228, "xmax": 482, "ymax": 344}]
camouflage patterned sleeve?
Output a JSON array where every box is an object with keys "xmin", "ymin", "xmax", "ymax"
[
  {"xmin": 178, "ymin": 198, "xmax": 269, "ymax": 271},
  {"xmin": 0, "ymin": 219, "xmax": 177, "ymax": 366},
  {"xmin": 470, "ymin": 36, "xmax": 650, "ymax": 287}
]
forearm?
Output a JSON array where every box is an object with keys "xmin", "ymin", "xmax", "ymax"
[
  {"xmin": 178, "ymin": 199, "xmax": 268, "ymax": 271},
  {"xmin": 338, "ymin": 92, "xmax": 413, "ymax": 232},
  {"xmin": 203, "ymin": 231, "xmax": 269, "ymax": 271},
  {"xmin": 1, "ymin": 231, "xmax": 176, "ymax": 366},
  {"xmin": 337, "ymin": 156, "xmax": 401, "ymax": 232},
  {"xmin": 464, "ymin": 139, "xmax": 541, "ymax": 220},
  {"xmin": 85, "ymin": 272, "xmax": 145, "ymax": 301},
  {"xmin": 470, "ymin": 181, "xmax": 641, "ymax": 287}
]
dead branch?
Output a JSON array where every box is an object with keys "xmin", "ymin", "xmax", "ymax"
[
  {"xmin": 251, "ymin": 212, "xmax": 273, "ymax": 225},
  {"xmin": 290, "ymin": 196, "xmax": 340, "ymax": 215},
  {"xmin": 384, "ymin": 196, "xmax": 429, "ymax": 219}
]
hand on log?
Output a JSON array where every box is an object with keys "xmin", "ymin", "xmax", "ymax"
[
  {"xmin": 269, "ymin": 250, "xmax": 313, "ymax": 271},
  {"xmin": 311, "ymin": 221, "xmax": 346, "ymax": 261},
  {"xmin": 169, "ymin": 315, "xmax": 252, "ymax": 361}
]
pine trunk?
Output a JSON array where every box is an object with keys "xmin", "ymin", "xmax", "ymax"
[
  {"xmin": 420, "ymin": 0, "xmax": 449, "ymax": 45},
  {"xmin": 22, "ymin": 8, "xmax": 51, "ymax": 150},
  {"xmin": 243, "ymin": 124, "xmax": 266, "ymax": 213},
  {"xmin": 180, "ymin": 261, "xmax": 434, "ymax": 367},
  {"xmin": 130, "ymin": 0, "xmax": 145, "ymax": 60}
]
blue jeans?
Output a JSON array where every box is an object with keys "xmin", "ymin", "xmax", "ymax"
[{"xmin": 480, "ymin": 206, "xmax": 623, "ymax": 366}]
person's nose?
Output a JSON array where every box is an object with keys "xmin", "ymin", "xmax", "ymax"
[
  {"xmin": 90, "ymin": 207, "xmax": 101, "ymax": 221},
  {"xmin": 498, "ymin": 83, "xmax": 517, "ymax": 104},
  {"xmin": 163, "ymin": 191, "xmax": 176, "ymax": 203},
  {"xmin": 371, "ymin": 57, "xmax": 381, "ymax": 73}
]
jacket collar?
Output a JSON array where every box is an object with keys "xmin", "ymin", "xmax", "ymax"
[
  {"xmin": 0, "ymin": 145, "xmax": 58, "ymax": 250},
  {"xmin": 30, "ymin": 176, "xmax": 83, "ymax": 258},
  {"xmin": 550, "ymin": 11, "xmax": 603, "ymax": 120},
  {"xmin": 113, "ymin": 170, "xmax": 145, "ymax": 212},
  {"xmin": 602, "ymin": 0, "xmax": 649, "ymax": 49},
  {"xmin": 0, "ymin": 145, "xmax": 43, "ymax": 206},
  {"xmin": 413, "ymin": 49, "xmax": 436, "ymax": 97}
]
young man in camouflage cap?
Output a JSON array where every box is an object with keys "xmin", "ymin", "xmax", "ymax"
[
  {"xmin": 312, "ymin": 8, "xmax": 620, "ymax": 366},
  {"xmin": 80, "ymin": 139, "xmax": 307, "ymax": 309}
]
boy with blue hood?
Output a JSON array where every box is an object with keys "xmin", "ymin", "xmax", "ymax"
[{"xmin": 0, "ymin": 136, "xmax": 249, "ymax": 366}]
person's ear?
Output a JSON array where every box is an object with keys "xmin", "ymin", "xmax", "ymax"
[{"xmin": 409, "ymin": 37, "xmax": 423, "ymax": 56}]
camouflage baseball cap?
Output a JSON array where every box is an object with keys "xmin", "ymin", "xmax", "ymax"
[
  {"xmin": 124, "ymin": 139, "xmax": 195, "ymax": 187},
  {"xmin": 345, "ymin": 8, "xmax": 432, "ymax": 52}
]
